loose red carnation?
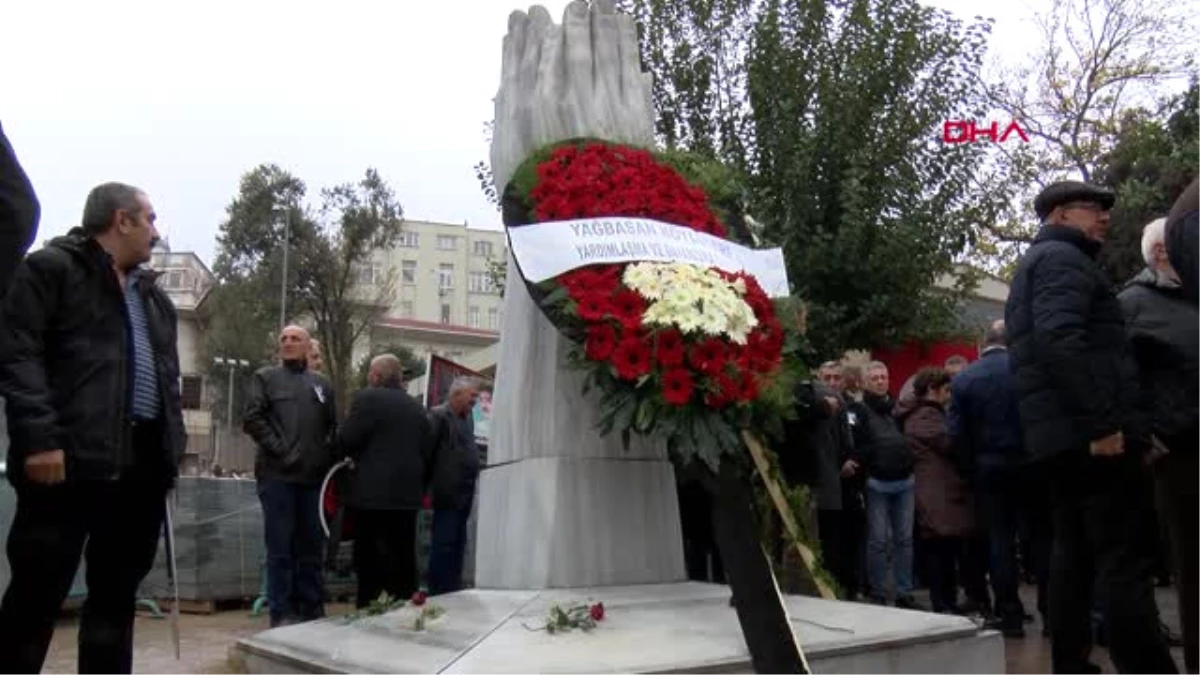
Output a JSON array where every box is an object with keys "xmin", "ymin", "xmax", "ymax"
[
  {"xmin": 411, "ymin": 591, "xmax": 427, "ymax": 606},
  {"xmin": 589, "ymin": 602, "xmax": 605, "ymax": 621},
  {"xmin": 585, "ymin": 323, "xmax": 618, "ymax": 361},
  {"xmin": 654, "ymin": 329, "xmax": 686, "ymax": 367},
  {"xmin": 689, "ymin": 338, "xmax": 728, "ymax": 377},
  {"xmin": 661, "ymin": 369, "xmax": 695, "ymax": 406},
  {"xmin": 610, "ymin": 289, "xmax": 647, "ymax": 331},
  {"xmin": 612, "ymin": 337, "xmax": 652, "ymax": 381}
]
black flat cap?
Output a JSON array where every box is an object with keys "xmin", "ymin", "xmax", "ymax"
[{"xmin": 1034, "ymin": 181, "xmax": 1116, "ymax": 220}]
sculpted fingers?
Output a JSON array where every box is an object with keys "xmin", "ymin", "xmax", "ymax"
[
  {"xmin": 616, "ymin": 12, "xmax": 644, "ymax": 98},
  {"xmin": 501, "ymin": 10, "xmax": 530, "ymax": 87},
  {"xmin": 591, "ymin": 2, "xmax": 622, "ymax": 99},
  {"xmin": 563, "ymin": 1, "xmax": 594, "ymax": 99}
]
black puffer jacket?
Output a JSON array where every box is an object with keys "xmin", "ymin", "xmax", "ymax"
[
  {"xmin": 848, "ymin": 392, "xmax": 913, "ymax": 481},
  {"xmin": 1004, "ymin": 224, "xmax": 1143, "ymax": 459},
  {"xmin": 1118, "ymin": 268, "xmax": 1199, "ymax": 452},
  {"xmin": 428, "ymin": 404, "xmax": 480, "ymax": 510},
  {"xmin": 1166, "ymin": 178, "xmax": 1198, "ymax": 304},
  {"xmin": 243, "ymin": 361, "xmax": 338, "ymax": 484},
  {"xmin": 0, "ymin": 122, "xmax": 39, "ymax": 294},
  {"xmin": 0, "ymin": 230, "xmax": 186, "ymax": 484}
]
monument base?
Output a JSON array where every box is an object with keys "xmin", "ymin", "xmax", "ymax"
[{"xmin": 232, "ymin": 582, "xmax": 1003, "ymax": 674}]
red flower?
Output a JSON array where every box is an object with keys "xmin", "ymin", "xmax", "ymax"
[
  {"xmin": 704, "ymin": 373, "xmax": 740, "ymax": 409},
  {"xmin": 586, "ymin": 323, "xmax": 618, "ymax": 361},
  {"xmin": 661, "ymin": 369, "xmax": 695, "ymax": 406},
  {"xmin": 610, "ymin": 289, "xmax": 647, "ymax": 330},
  {"xmin": 740, "ymin": 374, "xmax": 760, "ymax": 402},
  {"xmin": 654, "ymin": 329, "xmax": 686, "ymax": 367},
  {"xmin": 411, "ymin": 591, "xmax": 427, "ymax": 606},
  {"xmin": 575, "ymin": 292, "xmax": 612, "ymax": 321},
  {"xmin": 612, "ymin": 337, "xmax": 652, "ymax": 381},
  {"xmin": 688, "ymin": 338, "xmax": 728, "ymax": 377},
  {"xmin": 589, "ymin": 602, "xmax": 605, "ymax": 621}
]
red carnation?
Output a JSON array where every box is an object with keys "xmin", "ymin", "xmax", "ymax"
[
  {"xmin": 585, "ymin": 323, "xmax": 618, "ymax": 361},
  {"xmin": 612, "ymin": 337, "xmax": 652, "ymax": 381},
  {"xmin": 610, "ymin": 289, "xmax": 647, "ymax": 331},
  {"xmin": 688, "ymin": 338, "xmax": 728, "ymax": 377},
  {"xmin": 411, "ymin": 591, "xmax": 427, "ymax": 606},
  {"xmin": 654, "ymin": 329, "xmax": 686, "ymax": 367},
  {"xmin": 740, "ymin": 373, "xmax": 760, "ymax": 402},
  {"xmin": 590, "ymin": 602, "xmax": 606, "ymax": 621},
  {"xmin": 661, "ymin": 369, "xmax": 695, "ymax": 406},
  {"xmin": 704, "ymin": 373, "xmax": 740, "ymax": 409},
  {"xmin": 575, "ymin": 292, "xmax": 612, "ymax": 322}
]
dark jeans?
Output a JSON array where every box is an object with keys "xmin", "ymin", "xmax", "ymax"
[
  {"xmin": 924, "ymin": 536, "xmax": 966, "ymax": 613},
  {"xmin": 818, "ymin": 508, "xmax": 864, "ymax": 599},
  {"xmin": 1156, "ymin": 450, "xmax": 1198, "ymax": 673},
  {"xmin": 680, "ymin": 480, "xmax": 725, "ymax": 583},
  {"xmin": 258, "ymin": 479, "xmax": 325, "ymax": 627},
  {"xmin": 429, "ymin": 499, "xmax": 472, "ymax": 596},
  {"xmin": 977, "ymin": 462, "xmax": 1026, "ymax": 623},
  {"xmin": 866, "ymin": 480, "xmax": 915, "ymax": 600},
  {"xmin": 351, "ymin": 508, "xmax": 418, "ymax": 608},
  {"xmin": 0, "ymin": 474, "xmax": 166, "ymax": 674},
  {"xmin": 1045, "ymin": 451, "xmax": 1177, "ymax": 674}
]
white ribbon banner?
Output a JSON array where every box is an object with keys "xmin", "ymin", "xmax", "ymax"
[{"xmin": 508, "ymin": 217, "xmax": 791, "ymax": 298}]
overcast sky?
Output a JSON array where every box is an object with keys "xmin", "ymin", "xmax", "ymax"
[{"xmin": 2, "ymin": 0, "xmax": 1049, "ymax": 266}]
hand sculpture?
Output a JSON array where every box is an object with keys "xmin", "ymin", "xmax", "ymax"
[
  {"xmin": 487, "ymin": 1, "xmax": 665, "ymax": 467},
  {"xmin": 490, "ymin": 0, "xmax": 655, "ymax": 194}
]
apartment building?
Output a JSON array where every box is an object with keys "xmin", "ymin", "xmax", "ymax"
[{"xmin": 363, "ymin": 219, "xmax": 507, "ymax": 363}]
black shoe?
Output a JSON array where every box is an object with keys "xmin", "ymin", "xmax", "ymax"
[
  {"xmin": 1042, "ymin": 625, "xmax": 1051, "ymax": 638},
  {"xmin": 895, "ymin": 595, "xmax": 927, "ymax": 611},
  {"xmin": 984, "ymin": 617, "xmax": 1026, "ymax": 638}
]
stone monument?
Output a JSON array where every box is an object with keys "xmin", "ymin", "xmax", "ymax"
[
  {"xmin": 233, "ymin": 4, "xmax": 1007, "ymax": 671},
  {"xmin": 475, "ymin": 0, "xmax": 684, "ymax": 591}
]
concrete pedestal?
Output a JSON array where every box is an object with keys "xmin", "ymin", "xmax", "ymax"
[{"xmin": 233, "ymin": 582, "xmax": 1005, "ymax": 674}]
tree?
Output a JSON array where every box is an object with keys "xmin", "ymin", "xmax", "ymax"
[
  {"xmin": 207, "ymin": 164, "xmax": 405, "ymax": 411},
  {"xmin": 354, "ymin": 342, "xmax": 427, "ymax": 389},
  {"xmin": 1095, "ymin": 82, "xmax": 1199, "ymax": 284},
  {"xmin": 617, "ymin": 0, "xmax": 993, "ymax": 355},
  {"xmin": 972, "ymin": 0, "xmax": 1194, "ymax": 262}
]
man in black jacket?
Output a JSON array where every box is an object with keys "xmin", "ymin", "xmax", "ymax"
[
  {"xmin": 1119, "ymin": 217, "xmax": 1198, "ymax": 672},
  {"xmin": 948, "ymin": 321, "xmax": 1035, "ymax": 636},
  {"xmin": 244, "ymin": 325, "xmax": 338, "ymax": 627},
  {"xmin": 427, "ymin": 376, "xmax": 480, "ymax": 595},
  {"xmin": 848, "ymin": 361, "xmax": 919, "ymax": 609},
  {"xmin": 0, "ymin": 122, "xmax": 39, "ymax": 291},
  {"xmin": 0, "ymin": 183, "xmax": 186, "ymax": 673},
  {"xmin": 339, "ymin": 354, "xmax": 432, "ymax": 607},
  {"xmin": 1165, "ymin": 178, "xmax": 1198, "ymax": 304},
  {"xmin": 1005, "ymin": 181, "xmax": 1176, "ymax": 674}
]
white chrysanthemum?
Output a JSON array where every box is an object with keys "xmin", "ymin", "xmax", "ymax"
[{"xmin": 623, "ymin": 262, "xmax": 760, "ymax": 340}]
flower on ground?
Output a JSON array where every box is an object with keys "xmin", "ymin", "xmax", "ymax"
[{"xmin": 589, "ymin": 602, "xmax": 605, "ymax": 621}]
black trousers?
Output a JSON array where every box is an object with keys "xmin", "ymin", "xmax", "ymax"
[
  {"xmin": 1156, "ymin": 451, "xmax": 1198, "ymax": 673},
  {"xmin": 1045, "ymin": 451, "xmax": 1177, "ymax": 674},
  {"xmin": 923, "ymin": 536, "xmax": 963, "ymax": 613},
  {"xmin": 351, "ymin": 508, "xmax": 418, "ymax": 608},
  {"xmin": 0, "ymin": 470, "xmax": 166, "ymax": 674}
]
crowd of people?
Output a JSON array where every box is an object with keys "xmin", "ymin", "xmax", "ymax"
[{"xmin": 699, "ymin": 179, "xmax": 1194, "ymax": 675}]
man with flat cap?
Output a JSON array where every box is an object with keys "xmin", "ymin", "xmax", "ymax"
[{"xmin": 1005, "ymin": 181, "xmax": 1176, "ymax": 673}]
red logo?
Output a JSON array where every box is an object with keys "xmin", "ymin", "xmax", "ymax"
[{"xmin": 942, "ymin": 120, "xmax": 1030, "ymax": 144}]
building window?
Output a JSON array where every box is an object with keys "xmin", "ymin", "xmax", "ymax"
[
  {"xmin": 469, "ymin": 271, "xmax": 497, "ymax": 294},
  {"xmin": 401, "ymin": 300, "xmax": 414, "ymax": 317},
  {"xmin": 180, "ymin": 374, "xmax": 203, "ymax": 410},
  {"xmin": 441, "ymin": 303, "xmax": 452, "ymax": 324},
  {"xmin": 437, "ymin": 235, "xmax": 457, "ymax": 251},
  {"xmin": 438, "ymin": 264, "xmax": 455, "ymax": 290},
  {"xmin": 399, "ymin": 231, "xmax": 420, "ymax": 248},
  {"xmin": 468, "ymin": 306, "xmax": 481, "ymax": 328},
  {"xmin": 487, "ymin": 307, "xmax": 499, "ymax": 330},
  {"xmin": 473, "ymin": 240, "xmax": 494, "ymax": 257},
  {"xmin": 353, "ymin": 263, "xmax": 380, "ymax": 285},
  {"xmin": 401, "ymin": 260, "xmax": 417, "ymax": 284}
]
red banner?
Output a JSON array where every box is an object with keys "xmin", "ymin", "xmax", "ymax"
[{"xmin": 423, "ymin": 354, "xmax": 491, "ymax": 409}]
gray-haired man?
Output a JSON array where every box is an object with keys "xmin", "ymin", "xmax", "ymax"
[{"xmin": 427, "ymin": 377, "xmax": 480, "ymax": 595}]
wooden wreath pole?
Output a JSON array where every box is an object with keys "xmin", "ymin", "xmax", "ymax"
[{"xmin": 743, "ymin": 430, "xmax": 838, "ymax": 601}]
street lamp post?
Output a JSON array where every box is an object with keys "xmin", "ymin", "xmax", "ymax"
[
  {"xmin": 278, "ymin": 206, "xmax": 291, "ymax": 333},
  {"xmin": 213, "ymin": 357, "xmax": 250, "ymax": 469}
]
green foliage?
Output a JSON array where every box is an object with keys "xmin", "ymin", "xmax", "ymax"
[
  {"xmin": 1096, "ymin": 82, "xmax": 1199, "ymax": 284},
  {"xmin": 620, "ymin": 0, "xmax": 993, "ymax": 355},
  {"xmin": 207, "ymin": 164, "xmax": 406, "ymax": 407},
  {"xmin": 355, "ymin": 342, "xmax": 427, "ymax": 390}
]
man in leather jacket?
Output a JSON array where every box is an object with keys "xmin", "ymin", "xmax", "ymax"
[
  {"xmin": 244, "ymin": 325, "xmax": 338, "ymax": 627},
  {"xmin": 0, "ymin": 183, "xmax": 185, "ymax": 673},
  {"xmin": 0, "ymin": 122, "xmax": 39, "ymax": 293}
]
